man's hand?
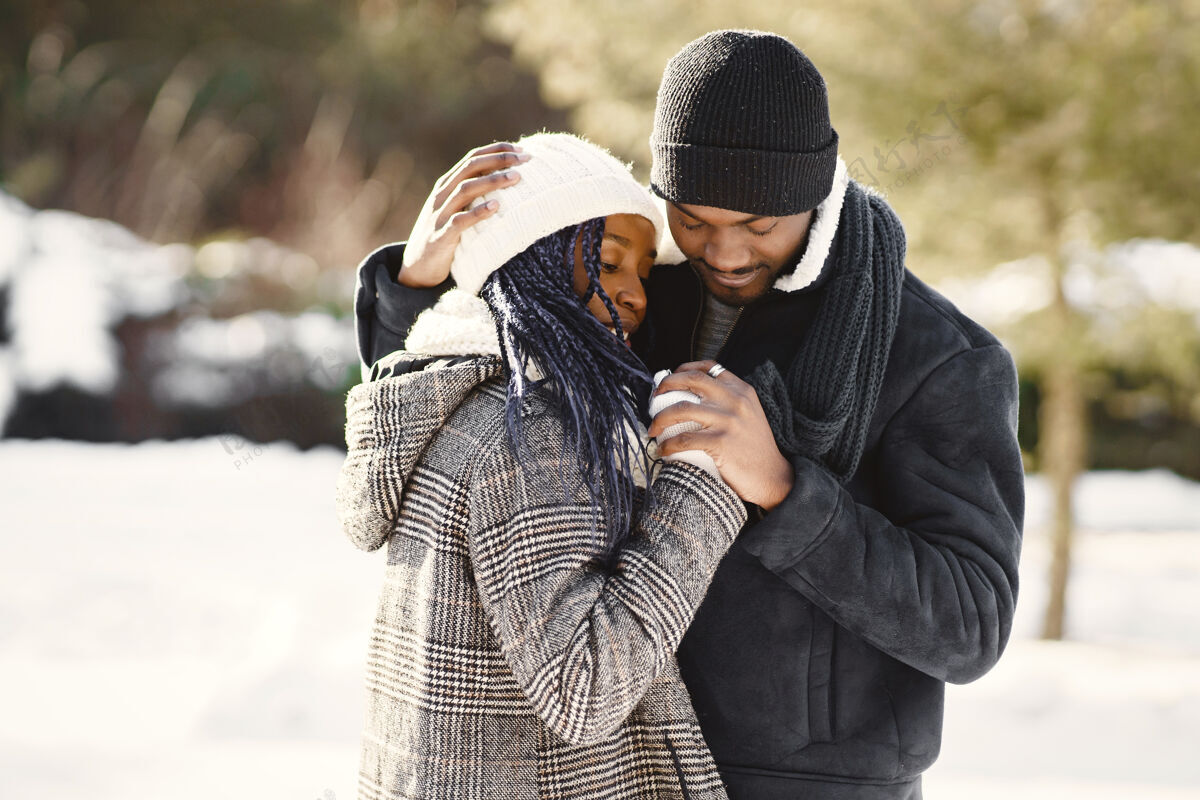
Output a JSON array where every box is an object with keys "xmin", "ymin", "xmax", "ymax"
[
  {"xmin": 648, "ymin": 360, "xmax": 795, "ymax": 510},
  {"xmin": 398, "ymin": 142, "xmax": 531, "ymax": 287}
]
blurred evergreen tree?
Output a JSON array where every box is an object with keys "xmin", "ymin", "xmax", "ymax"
[
  {"xmin": 0, "ymin": 0, "xmax": 567, "ymax": 274},
  {"xmin": 820, "ymin": 0, "xmax": 1200, "ymax": 641}
]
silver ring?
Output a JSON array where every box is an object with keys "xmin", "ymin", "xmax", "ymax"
[{"xmin": 707, "ymin": 363, "xmax": 727, "ymax": 379}]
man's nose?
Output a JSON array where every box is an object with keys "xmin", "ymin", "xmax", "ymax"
[{"xmin": 703, "ymin": 229, "xmax": 749, "ymax": 270}]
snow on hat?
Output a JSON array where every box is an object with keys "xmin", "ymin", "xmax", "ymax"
[{"xmin": 448, "ymin": 132, "xmax": 664, "ymax": 296}]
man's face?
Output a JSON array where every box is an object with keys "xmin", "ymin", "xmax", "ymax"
[{"xmin": 666, "ymin": 202, "xmax": 815, "ymax": 306}]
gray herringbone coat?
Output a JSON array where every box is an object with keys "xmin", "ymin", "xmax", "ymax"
[{"xmin": 336, "ymin": 354, "xmax": 746, "ymax": 800}]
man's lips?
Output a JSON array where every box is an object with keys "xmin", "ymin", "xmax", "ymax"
[
  {"xmin": 707, "ymin": 267, "xmax": 760, "ymax": 288},
  {"xmin": 696, "ymin": 259, "xmax": 765, "ymax": 289}
]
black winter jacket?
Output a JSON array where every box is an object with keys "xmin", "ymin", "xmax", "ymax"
[{"xmin": 352, "ymin": 240, "xmax": 1025, "ymax": 800}]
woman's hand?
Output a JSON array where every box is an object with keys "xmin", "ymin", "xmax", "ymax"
[{"xmin": 398, "ymin": 142, "xmax": 531, "ymax": 287}]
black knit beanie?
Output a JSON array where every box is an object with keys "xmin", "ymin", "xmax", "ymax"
[{"xmin": 650, "ymin": 30, "xmax": 839, "ymax": 215}]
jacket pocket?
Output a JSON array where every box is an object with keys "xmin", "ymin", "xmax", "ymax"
[{"xmin": 806, "ymin": 606, "xmax": 836, "ymax": 742}]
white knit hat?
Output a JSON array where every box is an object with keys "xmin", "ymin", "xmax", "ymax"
[{"xmin": 447, "ymin": 132, "xmax": 664, "ymax": 296}]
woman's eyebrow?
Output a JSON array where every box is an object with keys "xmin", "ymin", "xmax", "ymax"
[{"xmin": 603, "ymin": 232, "xmax": 656, "ymax": 259}]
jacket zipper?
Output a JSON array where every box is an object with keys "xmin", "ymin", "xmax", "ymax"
[
  {"xmin": 689, "ymin": 296, "xmax": 745, "ymax": 362},
  {"xmin": 714, "ymin": 306, "xmax": 744, "ymax": 361}
]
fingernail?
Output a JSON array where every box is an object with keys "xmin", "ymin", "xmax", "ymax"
[
  {"xmin": 516, "ymin": 152, "xmax": 532, "ymax": 162},
  {"xmin": 485, "ymin": 200, "xmax": 498, "ymax": 211}
]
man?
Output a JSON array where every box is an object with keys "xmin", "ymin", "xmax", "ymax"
[{"xmin": 355, "ymin": 30, "xmax": 1024, "ymax": 800}]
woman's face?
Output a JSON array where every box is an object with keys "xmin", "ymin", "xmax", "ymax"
[{"xmin": 572, "ymin": 213, "xmax": 657, "ymax": 340}]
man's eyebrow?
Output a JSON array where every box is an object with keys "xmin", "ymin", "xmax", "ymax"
[{"xmin": 668, "ymin": 201, "xmax": 767, "ymax": 225}]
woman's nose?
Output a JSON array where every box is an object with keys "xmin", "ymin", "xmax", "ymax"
[{"xmin": 614, "ymin": 272, "xmax": 647, "ymax": 312}]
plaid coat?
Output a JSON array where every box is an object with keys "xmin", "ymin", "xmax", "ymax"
[{"xmin": 336, "ymin": 354, "xmax": 747, "ymax": 800}]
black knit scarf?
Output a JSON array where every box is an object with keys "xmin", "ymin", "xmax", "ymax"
[{"xmin": 748, "ymin": 181, "xmax": 906, "ymax": 483}]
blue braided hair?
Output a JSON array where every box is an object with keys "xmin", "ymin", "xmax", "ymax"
[{"xmin": 480, "ymin": 216, "xmax": 653, "ymax": 553}]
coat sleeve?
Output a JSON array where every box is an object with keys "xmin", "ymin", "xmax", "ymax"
[
  {"xmin": 465, "ymin": 424, "xmax": 748, "ymax": 746},
  {"xmin": 740, "ymin": 344, "xmax": 1025, "ymax": 684},
  {"xmin": 354, "ymin": 241, "xmax": 455, "ymax": 376}
]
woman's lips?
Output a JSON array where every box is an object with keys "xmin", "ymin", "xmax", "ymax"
[{"xmin": 605, "ymin": 315, "xmax": 638, "ymax": 340}]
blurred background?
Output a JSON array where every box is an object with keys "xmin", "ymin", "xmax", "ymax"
[{"xmin": 1, "ymin": 0, "xmax": 1198, "ymax": 797}]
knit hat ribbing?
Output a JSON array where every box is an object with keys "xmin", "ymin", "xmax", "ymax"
[
  {"xmin": 650, "ymin": 30, "xmax": 839, "ymax": 215},
  {"xmin": 450, "ymin": 132, "xmax": 664, "ymax": 296}
]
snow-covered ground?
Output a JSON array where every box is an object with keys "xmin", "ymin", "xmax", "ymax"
[{"xmin": 1, "ymin": 439, "xmax": 1198, "ymax": 799}]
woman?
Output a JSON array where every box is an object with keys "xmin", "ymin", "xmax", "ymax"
[{"xmin": 336, "ymin": 133, "xmax": 745, "ymax": 799}]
